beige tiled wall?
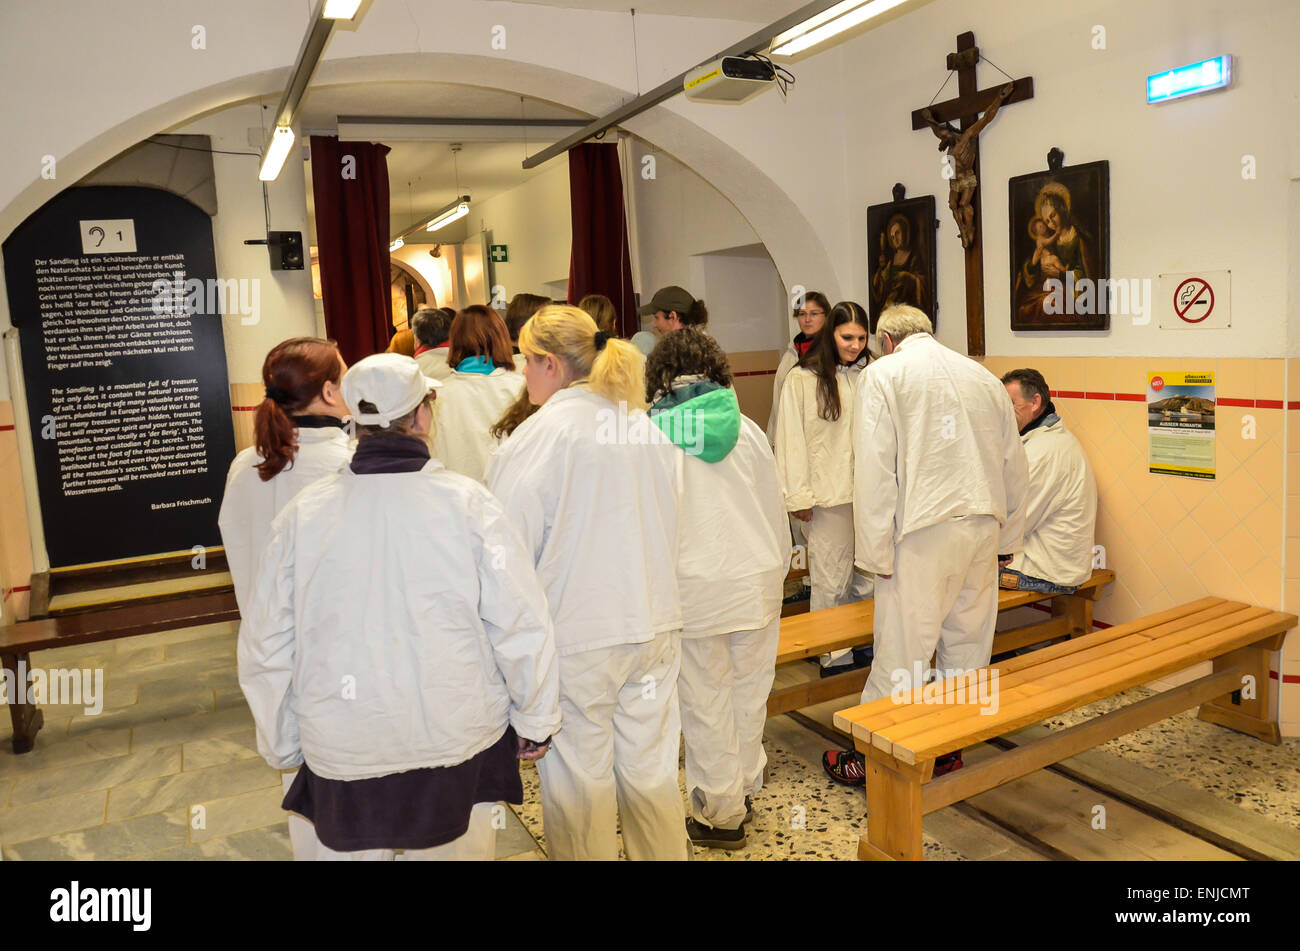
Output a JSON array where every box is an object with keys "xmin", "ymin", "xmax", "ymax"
[
  {"xmin": 983, "ymin": 355, "xmax": 1297, "ymax": 735},
  {"xmin": 0, "ymin": 399, "xmax": 32, "ymax": 621}
]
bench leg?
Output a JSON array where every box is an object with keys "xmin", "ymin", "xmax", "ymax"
[
  {"xmin": 1196, "ymin": 644, "xmax": 1281, "ymax": 745},
  {"xmin": 2, "ymin": 651, "xmax": 44, "ymax": 754},
  {"xmin": 859, "ymin": 747, "xmax": 931, "ymax": 861},
  {"xmin": 1051, "ymin": 593, "xmax": 1093, "ymax": 639}
]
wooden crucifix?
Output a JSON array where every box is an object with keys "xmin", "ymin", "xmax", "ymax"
[{"xmin": 911, "ymin": 32, "xmax": 1033, "ymax": 356}]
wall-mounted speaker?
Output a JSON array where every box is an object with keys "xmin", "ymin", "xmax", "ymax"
[{"xmin": 267, "ymin": 231, "xmax": 304, "ymax": 270}]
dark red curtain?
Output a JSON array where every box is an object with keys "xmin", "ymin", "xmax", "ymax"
[
  {"xmin": 310, "ymin": 136, "xmax": 392, "ymax": 365},
  {"xmin": 567, "ymin": 143, "xmax": 637, "ymax": 338}
]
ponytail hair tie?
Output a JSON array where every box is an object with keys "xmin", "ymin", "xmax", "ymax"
[
  {"xmin": 265, "ymin": 384, "xmax": 290, "ymax": 405},
  {"xmin": 594, "ymin": 331, "xmax": 611, "ymax": 351}
]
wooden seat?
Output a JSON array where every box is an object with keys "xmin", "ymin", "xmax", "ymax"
[
  {"xmin": 1, "ymin": 592, "xmax": 238, "ymax": 753},
  {"xmin": 768, "ymin": 568, "xmax": 1114, "ymax": 715},
  {"xmin": 830, "ymin": 597, "xmax": 1295, "ymax": 860}
]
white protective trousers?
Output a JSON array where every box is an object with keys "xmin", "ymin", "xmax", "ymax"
[
  {"xmin": 677, "ymin": 615, "xmax": 781, "ymax": 831},
  {"xmin": 861, "ymin": 515, "xmax": 1000, "ymax": 703},
  {"xmin": 537, "ymin": 631, "xmax": 689, "ymax": 861},
  {"xmin": 281, "ymin": 771, "xmax": 498, "ymax": 860},
  {"xmin": 804, "ymin": 502, "xmax": 875, "ymax": 665}
]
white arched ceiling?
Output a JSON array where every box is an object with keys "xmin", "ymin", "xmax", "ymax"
[{"xmin": 0, "ymin": 53, "xmax": 842, "ymax": 303}]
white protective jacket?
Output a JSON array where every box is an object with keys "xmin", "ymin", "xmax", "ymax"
[
  {"xmin": 238, "ymin": 459, "xmax": 561, "ymax": 780},
  {"xmin": 487, "ymin": 386, "xmax": 683, "ymax": 655},
  {"xmin": 431, "ymin": 367, "xmax": 525, "ymax": 483},
  {"xmin": 1009, "ymin": 415, "xmax": 1098, "ymax": 586},
  {"xmin": 415, "ymin": 347, "xmax": 453, "ymax": 381},
  {"xmin": 764, "ymin": 341, "xmax": 801, "ymax": 445},
  {"xmin": 853, "ymin": 333, "xmax": 1029, "ymax": 575},
  {"xmin": 653, "ymin": 385, "xmax": 791, "ymax": 637},
  {"xmin": 774, "ymin": 362, "xmax": 867, "ymax": 511},
  {"xmin": 218, "ymin": 426, "xmax": 352, "ymax": 611}
]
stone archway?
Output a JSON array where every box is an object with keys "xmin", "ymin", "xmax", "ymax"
[{"xmin": 0, "ymin": 52, "xmax": 841, "ymax": 304}]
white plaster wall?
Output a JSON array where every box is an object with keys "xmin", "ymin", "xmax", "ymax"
[
  {"xmin": 469, "ymin": 160, "xmax": 573, "ymax": 303},
  {"xmin": 0, "ymin": 0, "xmax": 1297, "ymax": 373}
]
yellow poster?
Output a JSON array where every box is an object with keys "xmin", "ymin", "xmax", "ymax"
[{"xmin": 1147, "ymin": 371, "xmax": 1215, "ymax": 479}]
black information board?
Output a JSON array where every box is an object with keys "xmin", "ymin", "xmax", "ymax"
[{"xmin": 2, "ymin": 185, "xmax": 236, "ymax": 567}]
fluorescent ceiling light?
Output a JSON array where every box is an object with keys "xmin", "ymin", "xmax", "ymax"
[
  {"xmin": 389, "ymin": 237, "xmax": 405, "ymax": 252},
  {"xmin": 337, "ymin": 121, "xmax": 588, "ymax": 143},
  {"xmin": 322, "ymin": 0, "xmax": 362, "ymax": 19},
  {"xmin": 426, "ymin": 199, "xmax": 470, "ymax": 232},
  {"xmin": 258, "ymin": 126, "xmax": 296, "ymax": 182},
  {"xmin": 770, "ymin": 0, "xmax": 910, "ymax": 57}
]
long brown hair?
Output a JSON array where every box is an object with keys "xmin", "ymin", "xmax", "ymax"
[
  {"xmin": 799, "ymin": 301, "xmax": 869, "ymax": 422},
  {"xmin": 448, "ymin": 305, "xmax": 515, "ymax": 369},
  {"xmin": 254, "ymin": 337, "xmax": 343, "ymax": 481},
  {"xmin": 490, "ymin": 383, "xmax": 538, "ymax": 440}
]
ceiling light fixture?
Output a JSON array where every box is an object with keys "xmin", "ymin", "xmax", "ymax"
[
  {"xmin": 322, "ymin": 0, "xmax": 362, "ymax": 18},
  {"xmin": 389, "ymin": 237, "xmax": 405, "ymax": 252},
  {"xmin": 769, "ymin": 0, "xmax": 910, "ymax": 57},
  {"xmin": 425, "ymin": 198, "xmax": 471, "ymax": 233},
  {"xmin": 258, "ymin": 126, "xmax": 297, "ymax": 182}
]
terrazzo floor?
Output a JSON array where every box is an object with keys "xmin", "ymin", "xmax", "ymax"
[{"xmin": 1, "ymin": 620, "xmax": 1297, "ymax": 860}]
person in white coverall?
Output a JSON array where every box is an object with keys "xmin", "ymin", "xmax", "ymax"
[
  {"xmin": 1001, "ymin": 368, "xmax": 1098, "ymax": 593},
  {"xmin": 822, "ymin": 304, "xmax": 1028, "ymax": 785},
  {"xmin": 487, "ymin": 304, "xmax": 689, "ymax": 861},
  {"xmin": 430, "ymin": 304, "xmax": 525, "ymax": 483},
  {"xmin": 645, "ymin": 328, "xmax": 791, "ymax": 851},
  {"xmin": 218, "ymin": 336, "xmax": 352, "ymax": 861},
  {"xmin": 238, "ymin": 353, "xmax": 560, "ymax": 860},
  {"xmin": 774, "ymin": 301, "xmax": 874, "ymax": 672},
  {"xmin": 765, "ymin": 290, "xmax": 830, "ymax": 445}
]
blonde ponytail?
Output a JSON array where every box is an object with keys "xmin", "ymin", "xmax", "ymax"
[{"xmin": 519, "ymin": 304, "xmax": 647, "ymax": 410}]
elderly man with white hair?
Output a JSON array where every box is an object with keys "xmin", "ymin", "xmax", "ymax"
[{"xmin": 822, "ymin": 304, "xmax": 1028, "ymax": 785}]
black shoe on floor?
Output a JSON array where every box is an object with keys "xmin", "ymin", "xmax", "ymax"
[
  {"xmin": 782, "ymin": 587, "xmax": 812, "ymax": 605},
  {"xmin": 820, "ymin": 650, "xmax": 871, "ymax": 678},
  {"xmin": 687, "ymin": 817, "xmax": 747, "ymax": 850},
  {"xmin": 852, "ymin": 646, "xmax": 874, "ymax": 666}
]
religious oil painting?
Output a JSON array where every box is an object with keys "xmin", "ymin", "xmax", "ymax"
[
  {"xmin": 867, "ymin": 193, "xmax": 937, "ymax": 334},
  {"xmin": 1008, "ymin": 159, "xmax": 1110, "ymax": 332}
]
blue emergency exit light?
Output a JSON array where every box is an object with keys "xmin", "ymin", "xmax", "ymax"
[{"xmin": 1147, "ymin": 56, "xmax": 1232, "ymax": 104}]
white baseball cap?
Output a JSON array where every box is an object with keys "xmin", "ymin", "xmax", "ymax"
[{"xmin": 341, "ymin": 353, "xmax": 442, "ymax": 428}]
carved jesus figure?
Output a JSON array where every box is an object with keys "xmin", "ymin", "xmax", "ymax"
[{"xmin": 920, "ymin": 81, "xmax": 1014, "ymax": 248}]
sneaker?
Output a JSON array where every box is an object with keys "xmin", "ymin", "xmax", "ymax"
[
  {"xmin": 822, "ymin": 748, "xmax": 866, "ymax": 786},
  {"xmin": 686, "ymin": 817, "xmax": 746, "ymax": 850},
  {"xmin": 933, "ymin": 751, "xmax": 963, "ymax": 776},
  {"xmin": 819, "ymin": 648, "xmax": 872, "ymax": 678},
  {"xmin": 782, "ymin": 587, "xmax": 811, "ymax": 605}
]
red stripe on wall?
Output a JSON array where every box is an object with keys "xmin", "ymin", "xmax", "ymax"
[
  {"xmin": 733, "ymin": 369, "xmax": 777, "ymax": 378},
  {"xmin": 1269, "ymin": 670, "xmax": 1300, "ymax": 684},
  {"xmin": 1084, "ymin": 392, "xmax": 1115, "ymax": 401},
  {"xmin": 232, "ymin": 405, "xmax": 260, "ymax": 412},
  {"xmin": 1255, "ymin": 399, "xmax": 1283, "ymax": 409},
  {"xmin": 1053, "ymin": 390, "xmax": 1086, "ymax": 400},
  {"xmin": 1287, "ymin": 401, "xmax": 1300, "ymax": 411},
  {"xmin": 1053, "ymin": 391, "xmax": 1277, "ymax": 406},
  {"xmin": 1114, "ymin": 393, "xmax": 1146, "ymax": 402},
  {"xmin": 1216, "ymin": 397, "xmax": 1253, "ymax": 407},
  {"xmin": 0, "ymin": 424, "xmax": 14, "ymax": 432}
]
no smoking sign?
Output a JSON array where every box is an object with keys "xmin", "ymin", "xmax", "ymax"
[{"xmin": 1159, "ymin": 270, "xmax": 1231, "ymax": 328}]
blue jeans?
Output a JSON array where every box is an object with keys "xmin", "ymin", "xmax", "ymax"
[{"xmin": 999, "ymin": 568, "xmax": 1077, "ymax": 596}]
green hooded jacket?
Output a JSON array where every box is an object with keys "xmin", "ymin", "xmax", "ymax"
[{"xmin": 649, "ymin": 381, "xmax": 741, "ymax": 463}]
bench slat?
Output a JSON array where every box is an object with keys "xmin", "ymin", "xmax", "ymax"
[
  {"xmin": 889, "ymin": 611, "xmax": 1295, "ymax": 763},
  {"xmin": 869, "ymin": 603, "xmax": 1265, "ymax": 749},
  {"xmin": 778, "ymin": 568, "xmax": 1114, "ymax": 665},
  {"xmin": 832, "ymin": 597, "xmax": 1229, "ymax": 734},
  {"xmin": 0, "ymin": 592, "xmax": 239, "ymax": 653}
]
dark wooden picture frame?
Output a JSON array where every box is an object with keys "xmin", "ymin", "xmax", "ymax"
[
  {"xmin": 867, "ymin": 187, "xmax": 938, "ymax": 333},
  {"xmin": 1008, "ymin": 155, "xmax": 1110, "ymax": 332}
]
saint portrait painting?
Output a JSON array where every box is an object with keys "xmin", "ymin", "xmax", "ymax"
[
  {"xmin": 1008, "ymin": 159, "xmax": 1110, "ymax": 332},
  {"xmin": 867, "ymin": 192, "xmax": 937, "ymax": 333}
]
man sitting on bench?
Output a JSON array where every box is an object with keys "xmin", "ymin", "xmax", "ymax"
[
  {"xmin": 822, "ymin": 305, "xmax": 1028, "ymax": 786},
  {"xmin": 999, "ymin": 369, "xmax": 1098, "ymax": 596}
]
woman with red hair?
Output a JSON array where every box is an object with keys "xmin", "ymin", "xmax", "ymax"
[
  {"xmin": 430, "ymin": 305, "xmax": 523, "ymax": 482},
  {"xmin": 218, "ymin": 336, "xmax": 351, "ymax": 860}
]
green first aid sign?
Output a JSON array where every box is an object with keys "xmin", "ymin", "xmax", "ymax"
[{"xmin": 490, "ymin": 244, "xmax": 508, "ymax": 263}]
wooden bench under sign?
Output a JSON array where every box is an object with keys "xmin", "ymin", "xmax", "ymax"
[
  {"xmin": 770, "ymin": 568, "xmax": 1115, "ymax": 715},
  {"xmin": 831, "ymin": 597, "xmax": 1295, "ymax": 861},
  {"xmin": 1, "ymin": 592, "xmax": 239, "ymax": 753}
]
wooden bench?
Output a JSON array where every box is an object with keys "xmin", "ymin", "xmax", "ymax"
[
  {"xmin": 769, "ymin": 568, "xmax": 1114, "ymax": 715},
  {"xmin": 1, "ymin": 592, "xmax": 239, "ymax": 753},
  {"xmin": 831, "ymin": 597, "xmax": 1295, "ymax": 860}
]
